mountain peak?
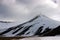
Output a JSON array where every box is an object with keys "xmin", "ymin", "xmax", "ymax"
[{"xmin": 0, "ymin": 14, "xmax": 60, "ymax": 37}]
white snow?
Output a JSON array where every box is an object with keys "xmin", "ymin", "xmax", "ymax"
[{"xmin": 20, "ymin": 37, "xmax": 60, "ymax": 40}]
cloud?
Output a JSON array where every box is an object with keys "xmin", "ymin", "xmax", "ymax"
[
  {"xmin": 0, "ymin": 0, "xmax": 60, "ymax": 29},
  {"xmin": 0, "ymin": 0, "xmax": 60, "ymax": 22}
]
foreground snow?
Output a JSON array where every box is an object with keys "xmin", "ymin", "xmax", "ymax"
[{"xmin": 20, "ymin": 37, "xmax": 60, "ymax": 40}]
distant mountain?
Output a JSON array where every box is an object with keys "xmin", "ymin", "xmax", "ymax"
[{"xmin": 0, "ymin": 14, "xmax": 60, "ymax": 37}]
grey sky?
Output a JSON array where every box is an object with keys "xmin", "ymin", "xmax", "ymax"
[
  {"xmin": 0, "ymin": 0, "xmax": 60, "ymax": 21},
  {"xmin": 0, "ymin": 0, "xmax": 60, "ymax": 29}
]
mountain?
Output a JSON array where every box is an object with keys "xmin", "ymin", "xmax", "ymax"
[
  {"xmin": 41, "ymin": 25, "xmax": 60, "ymax": 36},
  {"xmin": 0, "ymin": 14, "xmax": 60, "ymax": 37}
]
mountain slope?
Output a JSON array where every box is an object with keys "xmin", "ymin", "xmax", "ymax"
[
  {"xmin": 41, "ymin": 25, "xmax": 60, "ymax": 36},
  {"xmin": 0, "ymin": 14, "xmax": 60, "ymax": 37}
]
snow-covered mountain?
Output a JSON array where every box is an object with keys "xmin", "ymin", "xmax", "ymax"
[{"xmin": 0, "ymin": 14, "xmax": 60, "ymax": 37}]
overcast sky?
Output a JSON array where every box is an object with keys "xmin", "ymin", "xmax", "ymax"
[
  {"xmin": 0, "ymin": 0, "xmax": 60, "ymax": 22},
  {"xmin": 0, "ymin": 0, "xmax": 60, "ymax": 29}
]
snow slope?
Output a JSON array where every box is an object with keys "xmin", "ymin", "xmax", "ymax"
[{"xmin": 0, "ymin": 14, "xmax": 60, "ymax": 37}]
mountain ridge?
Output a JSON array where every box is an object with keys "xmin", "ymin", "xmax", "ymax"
[{"xmin": 0, "ymin": 14, "xmax": 60, "ymax": 37}]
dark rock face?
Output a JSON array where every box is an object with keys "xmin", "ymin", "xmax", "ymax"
[
  {"xmin": 0, "ymin": 15, "xmax": 60, "ymax": 37},
  {"xmin": 42, "ymin": 26, "xmax": 60, "ymax": 36}
]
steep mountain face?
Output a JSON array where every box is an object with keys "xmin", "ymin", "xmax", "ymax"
[
  {"xmin": 0, "ymin": 14, "xmax": 60, "ymax": 37},
  {"xmin": 42, "ymin": 25, "xmax": 60, "ymax": 36}
]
